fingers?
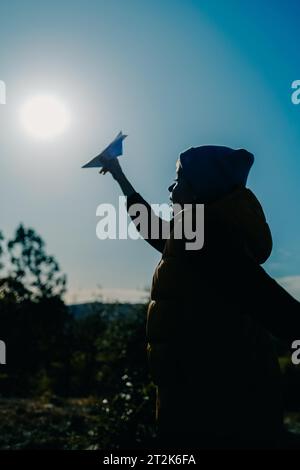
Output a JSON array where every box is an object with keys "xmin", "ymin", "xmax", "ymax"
[{"xmin": 98, "ymin": 157, "xmax": 117, "ymax": 176}]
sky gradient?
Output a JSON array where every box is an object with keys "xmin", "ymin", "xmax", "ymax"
[{"xmin": 0, "ymin": 0, "xmax": 300, "ymax": 302}]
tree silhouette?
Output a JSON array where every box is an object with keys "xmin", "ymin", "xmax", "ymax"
[{"xmin": 6, "ymin": 224, "xmax": 66, "ymax": 300}]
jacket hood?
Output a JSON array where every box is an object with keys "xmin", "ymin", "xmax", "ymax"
[
  {"xmin": 172, "ymin": 187, "xmax": 272, "ymax": 264},
  {"xmin": 207, "ymin": 187, "xmax": 272, "ymax": 264}
]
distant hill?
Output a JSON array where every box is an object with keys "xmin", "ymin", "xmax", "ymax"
[{"xmin": 68, "ymin": 302, "xmax": 146, "ymax": 319}]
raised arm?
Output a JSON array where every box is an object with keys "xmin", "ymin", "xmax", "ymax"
[{"xmin": 99, "ymin": 157, "xmax": 171, "ymax": 253}]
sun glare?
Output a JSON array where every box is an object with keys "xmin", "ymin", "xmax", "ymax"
[{"xmin": 20, "ymin": 94, "xmax": 70, "ymax": 140}]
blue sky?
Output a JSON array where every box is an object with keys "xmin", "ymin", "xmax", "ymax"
[{"xmin": 0, "ymin": 0, "xmax": 300, "ymax": 302}]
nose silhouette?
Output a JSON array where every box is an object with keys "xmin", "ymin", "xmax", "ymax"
[{"xmin": 168, "ymin": 182, "xmax": 176, "ymax": 192}]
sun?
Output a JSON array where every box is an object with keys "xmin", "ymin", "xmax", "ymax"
[{"xmin": 20, "ymin": 94, "xmax": 71, "ymax": 140}]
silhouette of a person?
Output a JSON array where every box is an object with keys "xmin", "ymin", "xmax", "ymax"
[{"xmin": 100, "ymin": 145, "xmax": 300, "ymax": 449}]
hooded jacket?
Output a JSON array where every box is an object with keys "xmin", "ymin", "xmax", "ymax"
[{"xmin": 126, "ymin": 161, "xmax": 300, "ymax": 447}]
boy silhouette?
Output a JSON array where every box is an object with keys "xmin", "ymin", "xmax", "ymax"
[{"xmin": 100, "ymin": 145, "xmax": 300, "ymax": 448}]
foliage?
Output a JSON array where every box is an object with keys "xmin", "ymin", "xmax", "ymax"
[
  {"xmin": 5, "ymin": 224, "xmax": 66, "ymax": 300},
  {"xmin": 0, "ymin": 225, "xmax": 156, "ymax": 449}
]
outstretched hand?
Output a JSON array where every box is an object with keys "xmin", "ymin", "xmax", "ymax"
[
  {"xmin": 99, "ymin": 156, "xmax": 135, "ymax": 197},
  {"xmin": 99, "ymin": 157, "xmax": 124, "ymax": 181}
]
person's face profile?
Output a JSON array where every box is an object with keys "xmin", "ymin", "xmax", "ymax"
[{"xmin": 168, "ymin": 160, "xmax": 194, "ymax": 204}]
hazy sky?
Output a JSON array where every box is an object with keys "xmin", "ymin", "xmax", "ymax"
[{"xmin": 1, "ymin": 0, "xmax": 300, "ymax": 302}]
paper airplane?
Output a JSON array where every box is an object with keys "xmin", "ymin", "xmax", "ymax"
[{"xmin": 82, "ymin": 131, "xmax": 127, "ymax": 168}]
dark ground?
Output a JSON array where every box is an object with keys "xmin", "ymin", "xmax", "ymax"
[
  {"xmin": 0, "ymin": 397, "xmax": 102, "ymax": 450},
  {"xmin": 1, "ymin": 397, "xmax": 300, "ymax": 450}
]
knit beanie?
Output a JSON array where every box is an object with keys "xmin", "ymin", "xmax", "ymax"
[{"xmin": 179, "ymin": 145, "xmax": 254, "ymax": 203}]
